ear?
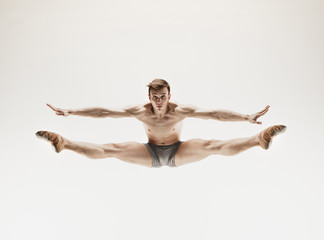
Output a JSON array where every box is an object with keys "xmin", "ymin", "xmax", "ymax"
[
  {"xmin": 168, "ymin": 94, "xmax": 171, "ymax": 100},
  {"xmin": 148, "ymin": 94, "xmax": 151, "ymax": 101}
]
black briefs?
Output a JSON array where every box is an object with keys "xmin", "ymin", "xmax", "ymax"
[{"xmin": 145, "ymin": 141, "xmax": 183, "ymax": 167}]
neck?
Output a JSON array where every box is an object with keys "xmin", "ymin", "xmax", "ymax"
[{"xmin": 152, "ymin": 105, "xmax": 169, "ymax": 119}]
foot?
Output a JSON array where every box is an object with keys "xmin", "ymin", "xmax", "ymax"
[
  {"xmin": 36, "ymin": 131, "xmax": 65, "ymax": 153},
  {"xmin": 258, "ymin": 125, "xmax": 287, "ymax": 150}
]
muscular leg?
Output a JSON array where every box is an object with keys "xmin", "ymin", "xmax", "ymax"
[
  {"xmin": 175, "ymin": 125, "xmax": 286, "ymax": 167},
  {"xmin": 36, "ymin": 131, "xmax": 152, "ymax": 167},
  {"xmin": 175, "ymin": 136, "xmax": 258, "ymax": 166}
]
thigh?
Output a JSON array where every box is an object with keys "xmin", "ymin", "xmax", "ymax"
[
  {"xmin": 175, "ymin": 139, "xmax": 214, "ymax": 167},
  {"xmin": 104, "ymin": 142, "xmax": 152, "ymax": 167}
]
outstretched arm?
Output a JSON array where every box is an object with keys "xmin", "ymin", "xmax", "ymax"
[
  {"xmin": 180, "ymin": 104, "xmax": 270, "ymax": 124},
  {"xmin": 46, "ymin": 104, "xmax": 140, "ymax": 118}
]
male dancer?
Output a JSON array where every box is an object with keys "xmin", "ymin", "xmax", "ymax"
[{"xmin": 36, "ymin": 79, "xmax": 286, "ymax": 167}]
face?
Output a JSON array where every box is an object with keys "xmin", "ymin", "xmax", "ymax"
[{"xmin": 149, "ymin": 87, "xmax": 171, "ymax": 112}]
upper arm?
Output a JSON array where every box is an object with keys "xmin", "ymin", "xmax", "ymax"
[
  {"xmin": 123, "ymin": 104, "xmax": 145, "ymax": 118},
  {"xmin": 177, "ymin": 104, "xmax": 214, "ymax": 119},
  {"xmin": 99, "ymin": 105, "xmax": 142, "ymax": 118}
]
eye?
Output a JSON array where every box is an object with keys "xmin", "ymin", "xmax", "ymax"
[
  {"xmin": 161, "ymin": 96, "xmax": 166, "ymax": 99},
  {"xmin": 153, "ymin": 96, "xmax": 158, "ymax": 100}
]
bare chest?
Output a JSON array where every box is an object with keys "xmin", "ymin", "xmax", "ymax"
[
  {"xmin": 141, "ymin": 113, "xmax": 184, "ymax": 143},
  {"xmin": 144, "ymin": 113, "xmax": 182, "ymax": 130}
]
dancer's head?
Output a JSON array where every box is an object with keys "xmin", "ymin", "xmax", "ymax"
[
  {"xmin": 147, "ymin": 78, "xmax": 170, "ymax": 95},
  {"xmin": 147, "ymin": 79, "xmax": 171, "ymax": 112}
]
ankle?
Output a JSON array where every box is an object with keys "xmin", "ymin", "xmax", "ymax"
[
  {"xmin": 254, "ymin": 134, "xmax": 261, "ymax": 147},
  {"xmin": 61, "ymin": 137, "xmax": 70, "ymax": 150}
]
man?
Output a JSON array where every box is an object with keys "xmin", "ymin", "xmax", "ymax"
[{"xmin": 36, "ymin": 79, "xmax": 286, "ymax": 167}]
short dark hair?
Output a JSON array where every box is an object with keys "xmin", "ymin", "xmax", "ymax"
[{"xmin": 147, "ymin": 79, "xmax": 170, "ymax": 94}]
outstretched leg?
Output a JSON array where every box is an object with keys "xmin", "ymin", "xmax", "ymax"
[
  {"xmin": 36, "ymin": 131, "xmax": 152, "ymax": 167},
  {"xmin": 175, "ymin": 125, "xmax": 286, "ymax": 166}
]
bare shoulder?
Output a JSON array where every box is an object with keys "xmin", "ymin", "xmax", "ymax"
[
  {"xmin": 171, "ymin": 102, "xmax": 197, "ymax": 115},
  {"xmin": 168, "ymin": 102, "xmax": 178, "ymax": 112},
  {"xmin": 124, "ymin": 103, "xmax": 148, "ymax": 116},
  {"xmin": 143, "ymin": 102, "xmax": 152, "ymax": 110}
]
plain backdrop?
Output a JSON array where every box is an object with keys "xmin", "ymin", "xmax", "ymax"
[{"xmin": 1, "ymin": 0, "xmax": 324, "ymax": 239}]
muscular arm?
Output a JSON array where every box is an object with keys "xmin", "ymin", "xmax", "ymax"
[
  {"xmin": 70, "ymin": 107, "xmax": 133, "ymax": 118},
  {"xmin": 47, "ymin": 104, "xmax": 142, "ymax": 118},
  {"xmin": 178, "ymin": 104, "xmax": 270, "ymax": 124}
]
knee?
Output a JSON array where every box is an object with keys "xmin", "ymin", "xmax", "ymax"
[
  {"xmin": 207, "ymin": 139, "xmax": 221, "ymax": 150},
  {"xmin": 207, "ymin": 140, "xmax": 230, "ymax": 155},
  {"xmin": 102, "ymin": 143, "xmax": 123, "ymax": 157}
]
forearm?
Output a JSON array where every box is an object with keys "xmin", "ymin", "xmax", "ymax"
[{"xmin": 211, "ymin": 110, "xmax": 249, "ymax": 122}]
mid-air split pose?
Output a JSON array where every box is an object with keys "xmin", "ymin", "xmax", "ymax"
[{"xmin": 36, "ymin": 79, "xmax": 286, "ymax": 167}]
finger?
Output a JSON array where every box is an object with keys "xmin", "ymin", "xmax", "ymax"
[
  {"xmin": 258, "ymin": 108, "xmax": 269, "ymax": 116},
  {"xmin": 47, "ymin": 104, "xmax": 57, "ymax": 111},
  {"xmin": 260, "ymin": 105, "xmax": 270, "ymax": 113},
  {"xmin": 260, "ymin": 107, "xmax": 270, "ymax": 115},
  {"xmin": 260, "ymin": 106, "xmax": 269, "ymax": 113},
  {"xmin": 258, "ymin": 112, "xmax": 266, "ymax": 117}
]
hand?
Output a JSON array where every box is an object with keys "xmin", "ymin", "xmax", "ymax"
[
  {"xmin": 248, "ymin": 105, "xmax": 270, "ymax": 124},
  {"xmin": 47, "ymin": 104, "xmax": 71, "ymax": 117}
]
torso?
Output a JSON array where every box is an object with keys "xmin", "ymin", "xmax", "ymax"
[{"xmin": 133, "ymin": 102, "xmax": 186, "ymax": 145}]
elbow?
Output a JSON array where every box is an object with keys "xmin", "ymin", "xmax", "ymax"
[
  {"xmin": 211, "ymin": 111, "xmax": 222, "ymax": 120},
  {"xmin": 101, "ymin": 111, "xmax": 111, "ymax": 117},
  {"xmin": 95, "ymin": 109, "xmax": 111, "ymax": 118}
]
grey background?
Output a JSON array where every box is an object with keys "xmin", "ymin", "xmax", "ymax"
[{"xmin": 1, "ymin": 0, "xmax": 324, "ymax": 239}]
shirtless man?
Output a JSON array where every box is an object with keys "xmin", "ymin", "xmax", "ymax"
[{"xmin": 36, "ymin": 79, "xmax": 286, "ymax": 167}]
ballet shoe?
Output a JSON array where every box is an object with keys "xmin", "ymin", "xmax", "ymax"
[
  {"xmin": 259, "ymin": 125, "xmax": 287, "ymax": 150},
  {"xmin": 36, "ymin": 130, "xmax": 64, "ymax": 153}
]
